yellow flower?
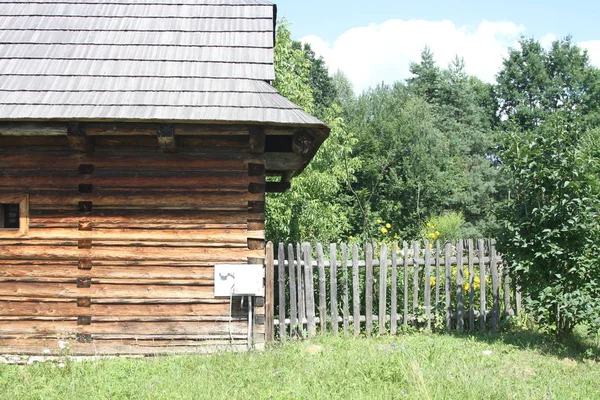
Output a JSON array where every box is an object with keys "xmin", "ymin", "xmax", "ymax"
[
  {"xmin": 434, "ymin": 231, "xmax": 440, "ymax": 239},
  {"xmin": 427, "ymin": 222, "xmax": 434, "ymax": 228},
  {"xmin": 394, "ymin": 234, "xmax": 400, "ymax": 240},
  {"xmin": 377, "ymin": 218, "xmax": 383, "ymax": 224},
  {"xmin": 464, "ymin": 269, "xmax": 469, "ymax": 278},
  {"xmin": 348, "ymin": 235, "xmax": 354, "ymax": 240},
  {"xmin": 386, "ymin": 223, "xmax": 391, "ymax": 229},
  {"xmin": 452, "ymin": 266, "xmax": 458, "ymax": 276},
  {"xmin": 381, "ymin": 227, "xmax": 388, "ymax": 234},
  {"xmin": 428, "ymin": 233, "xmax": 436, "ymax": 239},
  {"xmin": 430, "ymin": 277, "xmax": 436, "ymax": 287},
  {"xmin": 474, "ymin": 282, "xmax": 481, "ymax": 290},
  {"xmin": 463, "ymin": 283, "xmax": 470, "ymax": 292}
]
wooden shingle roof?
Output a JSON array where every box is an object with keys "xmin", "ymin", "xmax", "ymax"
[{"xmin": 0, "ymin": 0, "xmax": 326, "ymax": 127}]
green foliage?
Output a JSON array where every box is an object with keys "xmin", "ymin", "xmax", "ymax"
[
  {"xmin": 496, "ymin": 36, "xmax": 600, "ymax": 335},
  {"xmin": 497, "ymin": 118, "xmax": 600, "ymax": 334},
  {"xmin": 420, "ymin": 212, "xmax": 465, "ymax": 243}
]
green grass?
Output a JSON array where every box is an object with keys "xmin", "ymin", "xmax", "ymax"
[{"xmin": 0, "ymin": 331, "xmax": 599, "ymax": 399}]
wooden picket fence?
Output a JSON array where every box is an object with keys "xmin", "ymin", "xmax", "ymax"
[{"xmin": 264, "ymin": 239, "xmax": 521, "ymax": 342}]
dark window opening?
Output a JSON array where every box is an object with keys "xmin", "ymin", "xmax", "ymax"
[{"xmin": 1, "ymin": 204, "xmax": 20, "ymax": 229}]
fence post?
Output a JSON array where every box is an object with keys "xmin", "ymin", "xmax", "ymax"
[
  {"xmin": 265, "ymin": 241, "xmax": 275, "ymax": 342},
  {"xmin": 277, "ymin": 243, "xmax": 286, "ymax": 342},
  {"xmin": 365, "ymin": 243, "xmax": 374, "ymax": 336},
  {"xmin": 379, "ymin": 242, "xmax": 388, "ymax": 335},
  {"xmin": 478, "ymin": 239, "xmax": 487, "ymax": 330},
  {"xmin": 330, "ymin": 243, "xmax": 339, "ymax": 335},
  {"xmin": 316, "ymin": 244, "xmax": 327, "ymax": 335},
  {"xmin": 287, "ymin": 244, "xmax": 298, "ymax": 338},
  {"xmin": 456, "ymin": 240, "xmax": 464, "ymax": 333},
  {"xmin": 444, "ymin": 242, "xmax": 452, "ymax": 332},
  {"xmin": 490, "ymin": 239, "xmax": 500, "ymax": 331},
  {"xmin": 303, "ymin": 243, "xmax": 316, "ymax": 337},
  {"xmin": 391, "ymin": 242, "xmax": 398, "ymax": 334},
  {"xmin": 352, "ymin": 244, "xmax": 360, "ymax": 336},
  {"xmin": 424, "ymin": 240, "xmax": 431, "ymax": 330}
]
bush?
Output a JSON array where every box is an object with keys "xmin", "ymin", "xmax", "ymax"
[{"xmin": 496, "ymin": 119, "xmax": 600, "ymax": 335}]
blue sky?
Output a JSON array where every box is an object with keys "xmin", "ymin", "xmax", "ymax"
[{"xmin": 273, "ymin": 0, "xmax": 600, "ymax": 93}]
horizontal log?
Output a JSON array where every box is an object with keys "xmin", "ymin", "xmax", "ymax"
[
  {"xmin": 0, "ymin": 277, "xmax": 215, "ymax": 285},
  {"xmin": 265, "ymin": 152, "xmax": 305, "ymax": 171},
  {"xmin": 0, "ymin": 301, "xmax": 240, "ymax": 317},
  {"xmin": 0, "ymin": 137, "xmax": 70, "ymax": 149},
  {"xmin": 0, "ymin": 283, "xmax": 214, "ymax": 299},
  {"xmin": 0, "ymin": 265, "xmax": 214, "ymax": 280},
  {"xmin": 178, "ymin": 136, "xmax": 249, "ymax": 148},
  {"xmin": 0, "ymin": 153, "xmax": 247, "ymax": 170},
  {"xmin": 26, "ymin": 191, "xmax": 247, "ymax": 208},
  {"xmin": 0, "ymin": 320, "xmax": 246, "ymax": 336},
  {"xmin": 29, "ymin": 210, "xmax": 252, "ymax": 228},
  {"xmin": 176, "ymin": 125, "xmax": 249, "ymax": 136},
  {"xmin": 0, "ymin": 240, "xmax": 248, "ymax": 249},
  {"xmin": 0, "ymin": 296, "xmax": 229, "ymax": 304},
  {"xmin": 0, "ymin": 174, "xmax": 248, "ymax": 190},
  {"xmin": 1, "ymin": 228, "xmax": 252, "ymax": 244},
  {"xmin": 0, "ymin": 246, "xmax": 262, "ymax": 261},
  {"xmin": 0, "ymin": 123, "xmax": 67, "ymax": 136},
  {"xmin": 0, "ymin": 339, "xmax": 249, "ymax": 355}
]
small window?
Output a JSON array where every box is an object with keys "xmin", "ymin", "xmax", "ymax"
[
  {"xmin": 0, "ymin": 204, "xmax": 20, "ymax": 229},
  {"xmin": 0, "ymin": 195, "xmax": 28, "ymax": 235}
]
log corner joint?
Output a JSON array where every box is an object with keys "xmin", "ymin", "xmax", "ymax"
[{"xmin": 67, "ymin": 122, "xmax": 94, "ymax": 153}]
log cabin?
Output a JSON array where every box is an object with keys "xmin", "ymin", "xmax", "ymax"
[{"xmin": 0, "ymin": 0, "xmax": 328, "ymax": 355}]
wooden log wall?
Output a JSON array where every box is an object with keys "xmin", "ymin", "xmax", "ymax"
[{"xmin": 0, "ymin": 125, "xmax": 266, "ymax": 355}]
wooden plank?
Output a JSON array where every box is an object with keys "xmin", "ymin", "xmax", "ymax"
[
  {"xmin": 424, "ymin": 240, "xmax": 431, "ymax": 330},
  {"xmin": 365, "ymin": 243, "xmax": 373, "ymax": 336},
  {"xmin": 390, "ymin": 242, "xmax": 398, "ymax": 335},
  {"xmin": 435, "ymin": 240, "xmax": 441, "ymax": 320},
  {"xmin": 0, "ymin": 321, "xmax": 247, "ymax": 336},
  {"xmin": 341, "ymin": 243, "xmax": 349, "ymax": 335},
  {"xmin": 0, "ymin": 123, "xmax": 67, "ymax": 136},
  {"xmin": 5, "ymin": 228, "xmax": 249, "ymax": 244},
  {"xmin": 490, "ymin": 240, "xmax": 500, "ymax": 331},
  {"xmin": 0, "ymin": 301, "xmax": 239, "ymax": 317},
  {"xmin": 467, "ymin": 239, "xmax": 475, "ymax": 332},
  {"xmin": 277, "ymin": 243, "xmax": 286, "ymax": 342},
  {"xmin": 296, "ymin": 243, "xmax": 305, "ymax": 335},
  {"xmin": 403, "ymin": 241, "xmax": 409, "ymax": 327},
  {"xmin": 303, "ymin": 243, "xmax": 316, "ymax": 337},
  {"xmin": 287, "ymin": 244, "xmax": 298, "ymax": 338},
  {"xmin": 27, "ymin": 191, "xmax": 247, "ymax": 208},
  {"xmin": 316, "ymin": 244, "xmax": 327, "ymax": 335},
  {"xmin": 412, "ymin": 241, "xmax": 419, "ymax": 318},
  {"xmin": 445, "ymin": 242, "xmax": 452, "ymax": 332},
  {"xmin": 456, "ymin": 240, "xmax": 464, "ymax": 333},
  {"xmin": 478, "ymin": 239, "xmax": 487, "ymax": 330},
  {"xmin": 0, "ymin": 246, "xmax": 261, "ymax": 262},
  {"xmin": 503, "ymin": 260, "xmax": 511, "ymax": 317},
  {"xmin": 0, "ymin": 339, "xmax": 250, "ymax": 355},
  {"xmin": 352, "ymin": 244, "xmax": 360, "ymax": 336},
  {"xmin": 264, "ymin": 241, "xmax": 275, "ymax": 342},
  {"xmin": 0, "ymin": 265, "xmax": 215, "ymax": 280},
  {"xmin": 330, "ymin": 243, "xmax": 339, "ymax": 336},
  {"xmin": 379, "ymin": 242, "xmax": 387, "ymax": 335},
  {"xmin": 0, "ymin": 283, "xmax": 214, "ymax": 299}
]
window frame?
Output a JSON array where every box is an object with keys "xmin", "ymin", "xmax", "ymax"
[{"xmin": 0, "ymin": 194, "xmax": 29, "ymax": 236}]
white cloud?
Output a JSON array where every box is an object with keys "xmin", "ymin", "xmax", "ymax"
[
  {"xmin": 301, "ymin": 19, "xmax": 528, "ymax": 93},
  {"xmin": 580, "ymin": 40, "xmax": 600, "ymax": 68}
]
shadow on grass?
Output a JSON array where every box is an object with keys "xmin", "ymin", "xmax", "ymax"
[{"xmin": 452, "ymin": 325, "xmax": 600, "ymax": 361}]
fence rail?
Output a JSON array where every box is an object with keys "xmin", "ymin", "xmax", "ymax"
[{"xmin": 264, "ymin": 239, "xmax": 521, "ymax": 342}]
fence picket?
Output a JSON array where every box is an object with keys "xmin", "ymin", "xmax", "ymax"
[
  {"xmin": 478, "ymin": 239, "xmax": 487, "ymax": 330},
  {"xmin": 365, "ymin": 243, "xmax": 374, "ymax": 336},
  {"xmin": 412, "ymin": 241, "xmax": 420, "ymax": 319},
  {"xmin": 435, "ymin": 240, "xmax": 441, "ymax": 320},
  {"xmin": 379, "ymin": 243, "xmax": 388, "ymax": 334},
  {"xmin": 316, "ymin": 244, "xmax": 327, "ymax": 335},
  {"xmin": 265, "ymin": 241, "xmax": 275, "ymax": 342},
  {"xmin": 391, "ymin": 242, "xmax": 398, "ymax": 334},
  {"xmin": 278, "ymin": 243, "xmax": 286, "ymax": 342},
  {"xmin": 424, "ymin": 240, "xmax": 431, "ymax": 330},
  {"xmin": 287, "ymin": 244, "xmax": 298, "ymax": 338},
  {"xmin": 296, "ymin": 243, "xmax": 305, "ymax": 334},
  {"xmin": 445, "ymin": 242, "xmax": 452, "ymax": 332},
  {"xmin": 341, "ymin": 243, "xmax": 350, "ymax": 335},
  {"xmin": 403, "ymin": 241, "xmax": 409, "ymax": 327},
  {"xmin": 503, "ymin": 260, "xmax": 511, "ymax": 317},
  {"xmin": 330, "ymin": 243, "xmax": 339, "ymax": 335},
  {"xmin": 456, "ymin": 240, "xmax": 464, "ymax": 333},
  {"xmin": 468, "ymin": 239, "xmax": 475, "ymax": 332},
  {"xmin": 490, "ymin": 240, "xmax": 500, "ymax": 331},
  {"xmin": 303, "ymin": 243, "xmax": 316, "ymax": 337},
  {"xmin": 352, "ymin": 244, "xmax": 360, "ymax": 336}
]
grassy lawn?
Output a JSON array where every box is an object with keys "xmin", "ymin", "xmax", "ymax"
[{"xmin": 0, "ymin": 331, "xmax": 599, "ymax": 399}]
